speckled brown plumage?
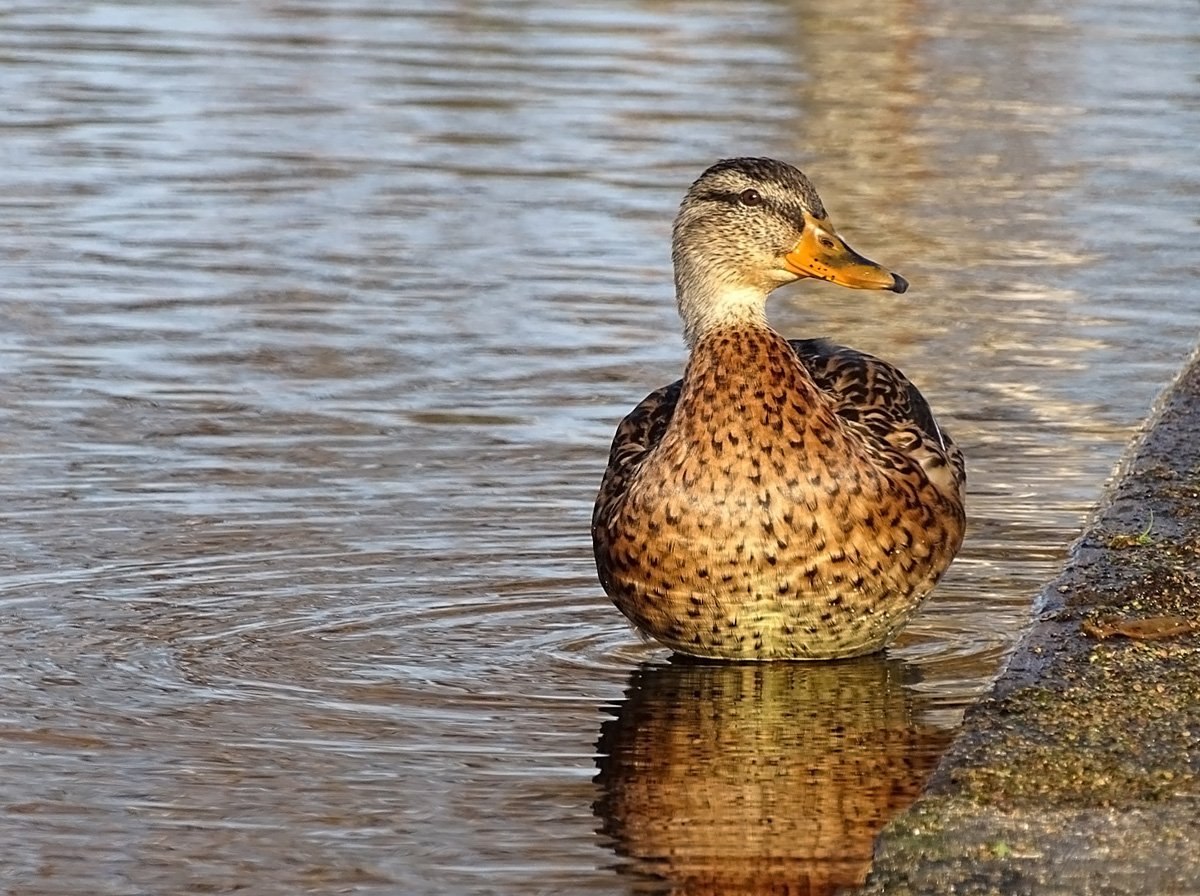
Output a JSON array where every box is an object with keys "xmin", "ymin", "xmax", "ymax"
[{"xmin": 591, "ymin": 158, "xmax": 966, "ymax": 660}]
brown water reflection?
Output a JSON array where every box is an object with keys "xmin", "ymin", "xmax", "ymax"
[{"xmin": 596, "ymin": 659, "xmax": 952, "ymax": 895}]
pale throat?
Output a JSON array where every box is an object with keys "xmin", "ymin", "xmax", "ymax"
[{"xmin": 676, "ymin": 280, "xmax": 775, "ymax": 347}]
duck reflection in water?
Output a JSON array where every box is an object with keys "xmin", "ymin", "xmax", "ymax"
[{"xmin": 594, "ymin": 657, "xmax": 951, "ymax": 895}]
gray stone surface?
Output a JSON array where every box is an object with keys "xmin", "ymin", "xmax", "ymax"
[{"xmin": 861, "ymin": 343, "xmax": 1200, "ymax": 895}]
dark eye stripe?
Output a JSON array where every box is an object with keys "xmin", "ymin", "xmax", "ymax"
[{"xmin": 697, "ymin": 188, "xmax": 767, "ymax": 207}]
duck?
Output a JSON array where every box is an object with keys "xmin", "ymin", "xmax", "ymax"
[{"xmin": 592, "ymin": 157, "xmax": 965, "ymax": 661}]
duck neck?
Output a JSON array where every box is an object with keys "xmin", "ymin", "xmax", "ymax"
[{"xmin": 673, "ymin": 250, "xmax": 771, "ymax": 348}]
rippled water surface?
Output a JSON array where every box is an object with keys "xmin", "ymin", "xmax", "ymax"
[{"xmin": 1, "ymin": 1, "xmax": 1197, "ymax": 893}]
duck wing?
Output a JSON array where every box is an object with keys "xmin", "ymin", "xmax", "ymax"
[
  {"xmin": 789, "ymin": 337, "xmax": 965, "ymax": 491},
  {"xmin": 593, "ymin": 380, "xmax": 682, "ymax": 528}
]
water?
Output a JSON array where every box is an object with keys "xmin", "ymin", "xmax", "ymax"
[{"xmin": 0, "ymin": 1, "xmax": 1196, "ymax": 893}]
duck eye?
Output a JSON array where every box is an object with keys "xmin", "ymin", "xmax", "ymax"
[{"xmin": 738, "ymin": 188, "xmax": 763, "ymax": 207}]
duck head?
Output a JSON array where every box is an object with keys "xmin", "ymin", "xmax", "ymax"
[{"xmin": 671, "ymin": 157, "xmax": 907, "ymax": 345}]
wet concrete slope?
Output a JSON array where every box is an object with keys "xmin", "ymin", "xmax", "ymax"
[{"xmin": 862, "ymin": 342, "xmax": 1200, "ymax": 895}]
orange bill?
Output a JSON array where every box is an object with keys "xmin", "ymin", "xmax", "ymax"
[{"xmin": 783, "ymin": 211, "xmax": 908, "ymax": 293}]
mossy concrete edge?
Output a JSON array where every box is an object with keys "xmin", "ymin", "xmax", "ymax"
[{"xmin": 860, "ymin": 341, "xmax": 1200, "ymax": 895}]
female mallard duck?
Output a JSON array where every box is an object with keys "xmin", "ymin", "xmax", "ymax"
[{"xmin": 592, "ymin": 158, "xmax": 965, "ymax": 660}]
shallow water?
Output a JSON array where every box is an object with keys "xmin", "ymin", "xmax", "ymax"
[{"xmin": 0, "ymin": 1, "xmax": 1197, "ymax": 893}]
